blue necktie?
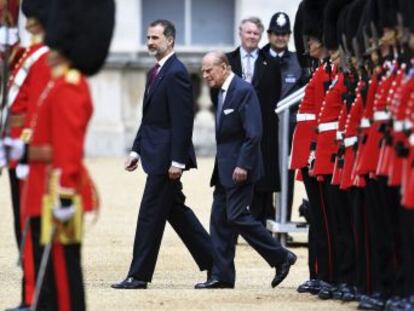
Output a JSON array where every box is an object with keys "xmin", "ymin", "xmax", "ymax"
[{"xmin": 216, "ymin": 89, "xmax": 225, "ymax": 124}]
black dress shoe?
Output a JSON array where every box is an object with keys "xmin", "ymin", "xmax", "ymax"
[
  {"xmin": 271, "ymin": 251, "xmax": 297, "ymax": 288},
  {"xmin": 358, "ymin": 293, "xmax": 385, "ymax": 310},
  {"xmin": 194, "ymin": 279, "xmax": 234, "ymax": 289},
  {"xmin": 341, "ymin": 286, "xmax": 358, "ymax": 302},
  {"xmin": 309, "ymin": 279, "xmax": 323, "ymax": 295},
  {"xmin": 297, "ymin": 279, "xmax": 317, "ymax": 293},
  {"xmin": 111, "ymin": 277, "xmax": 147, "ymax": 289},
  {"xmin": 318, "ymin": 283, "xmax": 337, "ymax": 300}
]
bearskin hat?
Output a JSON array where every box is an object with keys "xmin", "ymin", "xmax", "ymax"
[
  {"xmin": 45, "ymin": 0, "xmax": 115, "ymax": 76},
  {"xmin": 293, "ymin": 1, "xmax": 309, "ymax": 68},
  {"xmin": 22, "ymin": 0, "xmax": 52, "ymax": 27},
  {"xmin": 302, "ymin": 0, "xmax": 327, "ymax": 41},
  {"xmin": 344, "ymin": 0, "xmax": 367, "ymax": 54},
  {"xmin": 323, "ymin": 0, "xmax": 353, "ymax": 50},
  {"xmin": 377, "ymin": 0, "xmax": 398, "ymax": 30}
]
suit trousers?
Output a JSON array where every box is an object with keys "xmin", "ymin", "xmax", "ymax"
[
  {"xmin": 128, "ymin": 174, "xmax": 213, "ymax": 282},
  {"xmin": 250, "ymin": 190, "xmax": 274, "ymax": 226},
  {"xmin": 210, "ymin": 182, "xmax": 287, "ymax": 285}
]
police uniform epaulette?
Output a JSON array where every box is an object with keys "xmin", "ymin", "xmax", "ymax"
[{"xmin": 65, "ymin": 69, "xmax": 81, "ymax": 85}]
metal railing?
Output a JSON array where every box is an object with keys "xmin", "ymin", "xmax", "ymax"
[{"xmin": 266, "ymin": 86, "xmax": 308, "ymax": 246}]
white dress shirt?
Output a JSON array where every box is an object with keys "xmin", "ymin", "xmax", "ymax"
[{"xmin": 240, "ymin": 47, "xmax": 259, "ymax": 83}]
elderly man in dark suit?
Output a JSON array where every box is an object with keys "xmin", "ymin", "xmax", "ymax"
[
  {"xmin": 111, "ymin": 19, "xmax": 213, "ymax": 289},
  {"xmin": 225, "ymin": 17, "xmax": 282, "ymax": 225},
  {"xmin": 195, "ymin": 51, "xmax": 296, "ymax": 289}
]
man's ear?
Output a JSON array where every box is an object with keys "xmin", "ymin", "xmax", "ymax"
[{"xmin": 167, "ymin": 36, "xmax": 174, "ymax": 47}]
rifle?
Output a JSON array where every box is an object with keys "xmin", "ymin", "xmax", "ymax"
[{"xmin": 352, "ymin": 37, "xmax": 364, "ymax": 70}]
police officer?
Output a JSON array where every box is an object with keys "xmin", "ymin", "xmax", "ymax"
[{"xmin": 262, "ymin": 12, "xmax": 306, "ymax": 226}]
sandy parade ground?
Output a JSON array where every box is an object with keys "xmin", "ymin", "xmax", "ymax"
[{"xmin": 0, "ymin": 157, "xmax": 356, "ymax": 310}]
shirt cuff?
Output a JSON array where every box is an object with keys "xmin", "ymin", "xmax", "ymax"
[
  {"xmin": 129, "ymin": 151, "xmax": 139, "ymax": 159},
  {"xmin": 171, "ymin": 161, "xmax": 185, "ymax": 169}
]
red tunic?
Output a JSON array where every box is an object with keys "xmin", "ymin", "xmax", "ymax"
[
  {"xmin": 7, "ymin": 43, "xmax": 50, "ymax": 168},
  {"xmin": 388, "ymin": 73, "xmax": 414, "ymax": 186},
  {"xmin": 353, "ymin": 72, "xmax": 380, "ymax": 180},
  {"xmin": 21, "ymin": 68, "xmax": 96, "ymax": 217},
  {"xmin": 331, "ymin": 103, "xmax": 348, "ymax": 186},
  {"xmin": 358, "ymin": 63, "xmax": 396, "ymax": 177},
  {"xmin": 376, "ymin": 66, "xmax": 404, "ymax": 177},
  {"xmin": 290, "ymin": 64, "xmax": 332, "ymax": 170},
  {"xmin": 340, "ymin": 82, "xmax": 364, "ymax": 190},
  {"xmin": 312, "ymin": 72, "xmax": 346, "ymax": 176}
]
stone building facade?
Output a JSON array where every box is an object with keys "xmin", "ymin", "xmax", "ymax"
[{"xmin": 86, "ymin": 0, "xmax": 301, "ymax": 156}]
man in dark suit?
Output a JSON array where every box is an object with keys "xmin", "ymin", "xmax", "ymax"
[
  {"xmin": 225, "ymin": 17, "xmax": 282, "ymax": 225},
  {"xmin": 195, "ymin": 52, "xmax": 296, "ymax": 289},
  {"xmin": 111, "ymin": 19, "xmax": 213, "ymax": 289}
]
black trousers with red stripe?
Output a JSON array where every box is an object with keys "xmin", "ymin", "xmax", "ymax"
[
  {"xmin": 349, "ymin": 187, "xmax": 371, "ymax": 294},
  {"xmin": 365, "ymin": 178, "xmax": 399, "ymax": 297},
  {"xmin": 8, "ymin": 169, "xmax": 22, "ymax": 248},
  {"xmin": 301, "ymin": 168, "xmax": 333, "ymax": 282},
  {"xmin": 327, "ymin": 186, "xmax": 356, "ymax": 286},
  {"xmin": 400, "ymin": 208, "xmax": 414, "ymax": 297},
  {"xmin": 30, "ymin": 217, "xmax": 85, "ymax": 311}
]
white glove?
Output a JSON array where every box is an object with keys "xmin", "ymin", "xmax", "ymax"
[
  {"xmin": 16, "ymin": 164, "xmax": 29, "ymax": 180},
  {"xmin": 0, "ymin": 140, "xmax": 6, "ymax": 168},
  {"xmin": 307, "ymin": 150, "xmax": 315, "ymax": 168},
  {"xmin": 3, "ymin": 137, "xmax": 25, "ymax": 161},
  {"xmin": 53, "ymin": 205, "xmax": 75, "ymax": 222}
]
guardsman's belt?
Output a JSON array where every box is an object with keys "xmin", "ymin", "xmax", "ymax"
[
  {"xmin": 28, "ymin": 144, "xmax": 53, "ymax": 163},
  {"xmin": 9, "ymin": 113, "xmax": 26, "ymax": 128}
]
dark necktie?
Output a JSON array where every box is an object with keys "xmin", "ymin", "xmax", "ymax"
[
  {"xmin": 216, "ymin": 89, "xmax": 225, "ymax": 124},
  {"xmin": 148, "ymin": 63, "xmax": 160, "ymax": 88}
]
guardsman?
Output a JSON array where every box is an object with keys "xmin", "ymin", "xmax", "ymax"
[
  {"xmin": 290, "ymin": 0, "xmax": 333, "ymax": 295},
  {"xmin": 1, "ymin": 1, "xmax": 52, "ymax": 309},
  {"xmin": 7, "ymin": 0, "xmax": 115, "ymax": 309}
]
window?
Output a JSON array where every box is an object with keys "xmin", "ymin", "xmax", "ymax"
[{"xmin": 141, "ymin": 0, "xmax": 235, "ymax": 46}]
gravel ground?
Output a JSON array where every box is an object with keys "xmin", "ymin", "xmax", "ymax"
[{"xmin": 0, "ymin": 157, "xmax": 355, "ymax": 310}]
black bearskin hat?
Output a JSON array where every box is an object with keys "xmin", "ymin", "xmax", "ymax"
[
  {"xmin": 377, "ymin": 0, "xmax": 398, "ymax": 30},
  {"xmin": 344, "ymin": 0, "xmax": 367, "ymax": 54},
  {"xmin": 45, "ymin": 0, "xmax": 115, "ymax": 76},
  {"xmin": 22, "ymin": 0, "xmax": 52, "ymax": 27},
  {"xmin": 293, "ymin": 1, "xmax": 309, "ymax": 68},
  {"xmin": 302, "ymin": 0, "xmax": 327, "ymax": 41},
  {"xmin": 323, "ymin": 0, "xmax": 353, "ymax": 50}
]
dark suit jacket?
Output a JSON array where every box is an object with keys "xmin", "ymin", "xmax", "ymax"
[
  {"xmin": 132, "ymin": 54, "xmax": 197, "ymax": 175},
  {"xmin": 225, "ymin": 47, "xmax": 281, "ymax": 191},
  {"xmin": 210, "ymin": 75, "xmax": 264, "ymax": 188}
]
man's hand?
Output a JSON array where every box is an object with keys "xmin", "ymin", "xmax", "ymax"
[
  {"xmin": 53, "ymin": 198, "xmax": 75, "ymax": 222},
  {"xmin": 3, "ymin": 137, "xmax": 25, "ymax": 161},
  {"xmin": 124, "ymin": 155, "xmax": 139, "ymax": 172},
  {"xmin": 232, "ymin": 167, "xmax": 247, "ymax": 184},
  {"xmin": 168, "ymin": 165, "xmax": 183, "ymax": 180},
  {"xmin": 53, "ymin": 205, "xmax": 75, "ymax": 222}
]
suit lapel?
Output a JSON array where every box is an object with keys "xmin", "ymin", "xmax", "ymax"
[
  {"xmin": 229, "ymin": 48, "xmax": 243, "ymax": 77},
  {"xmin": 217, "ymin": 77, "xmax": 236, "ymax": 132},
  {"xmin": 252, "ymin": 51, "xmax": 267, "ymax": 88},
  {"xmin": 143, "ymin": 54, "xmax": 176, "ymax": 111}
]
